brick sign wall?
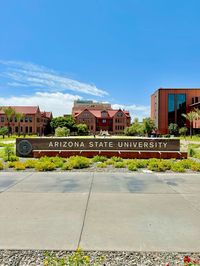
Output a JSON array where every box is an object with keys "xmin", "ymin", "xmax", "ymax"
[{"xmin": 16, "ymin": 138, "xmax": 180, "ymax": 157}]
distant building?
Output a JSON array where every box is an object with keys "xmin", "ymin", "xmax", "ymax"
[
  {"xmin": 0, "ymin": 106, "xmax": 53, "ymax": 135},
  {"xmin": 72, "ymin": 101, "xmax": 131, "ymax": 134},
  {"xmin": 151, "ymin": 88, "xmax": 200, "ymax": 134}
]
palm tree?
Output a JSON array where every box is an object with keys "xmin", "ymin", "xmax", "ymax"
[
  {"xmin": 182, "ymin": 111, "xmax": 198, "ymax": 138},
  {"xmin": 15, "ymin": 112, "xmax": 24, "ymax": 136},
  {"xmin": 2, "ymin": 107, "xmax": 16, "ymax": 136}
]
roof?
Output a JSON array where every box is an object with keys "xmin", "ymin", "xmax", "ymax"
[
  {"xmin": 0, "ymin": 106, "xmax": 40, "ymax": 114},
  {"xmin": 41, "ymin": 111, "xmax": 53, "ymax": 119},
  {"xmin": 75, "ymin": 108, "xmax": 130, "ymax": 118}
]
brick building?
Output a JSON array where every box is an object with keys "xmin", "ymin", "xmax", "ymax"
[
  {"xmin": 151, "ymin": 88, "xmax": 200, "ymax": 134},
  {"xmin": 0, "ymin": 106, "xmax": 53, "ymax": 135},
  {"xmin": 72, "ymin": 101, "xmax": 131, "ymax": 134}
]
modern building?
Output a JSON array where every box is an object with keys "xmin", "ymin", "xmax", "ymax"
[
  {"xmin": 72, "ymin": 101, "xmax": 131, "ymax": 134},
  {"xmin": 151, "ymin": 88, "xmax": 200, "ymax": 134},
  {"xmin": 0, "ymin": 106, "xmax": 53, "ymax": 135}
]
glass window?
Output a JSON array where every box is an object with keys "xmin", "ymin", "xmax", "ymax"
[
  {"xmin": 1, "ymin": 117, "xmax": 4, "ymax": 122},
  {"xmin": 102, "ymin": 119, "xmax": 106, "ymax": 123},
  {"xmin": 177, "ymin": 94, "xmax": 186, "ymax": 127},
  {"xmin": 25, "ymin": 117, "xmax": 29, "ymax": 122},
  {"xmin": 168, "ymin": 94, "xmax": 175, "ymax": 125}
]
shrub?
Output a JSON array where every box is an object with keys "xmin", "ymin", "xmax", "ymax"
[
  {"xmin": 147, "ymin": 159, "xmax": 167, "ymax": 172},
  {"xmin": 35, "ymin": 161, "xmax": 56, "ymax": 171},
  {"xmin": 0, "ymin": 161, "xmax": 4, "ymax": 170},
  {"xmin": 55, "ymin": 127, "xmax": 70, "ymax": 137},
  {"xmin": 68, "ymin": 156, "xmax": 91, "ymax": 169},
  {"xmin": 62, "ymin": 161, "xmax": 73, "ymax": 170},
  {"xmin": 135, "ymin": 159, "xmax": 148, "ymax": 168},
  {"xmin": 14, "ymin": 162, "xmax": 26, "ymax": 171},
  {"xmin": 44, "ymin": 247, "xmax": 104, "ymax": 266},
  {"xmin": 191, "ymin": 163, "xmax": 200, "ymax": 172},
  {"xmin": 92, "ymin": 155, "xmax": 108, "ymax": 163},
  {"xmin": 111, "ymin": 156, "xmax": 123, "ymax": 162},
  {"xmin": 4, "ymin": 146, "xmax": 14, "ymax": 161},
  {"xmin": 50, "ymin": 156, "xmax": 64, "ymax": 168},
  {"xmin": 24, "ymin": 159, "xmax": 37, "ymax": 168},
  {"xmin": 114, "ymin": 161, "xmax": 126, "ymax": 168},
  {"xmin": 171, "ymin": 162, "xmax": 185, "ymax": 172},
  {"xmin": 128, "ymin": 162, "xmax": 138, "ymax": 171},
  {"xmin": 97, "ymin": 162, "xmax": 107, "ymax": 168},
  {"xmin": 188, "ymin": 148, "xmax": 196, "ymax": 157},
  {"xmin": 3, "ymin": 155, "xmax": 19, "ymax": 162},
  {"xmin": 180, "ymin": 159, "xmax": 193, "ymax": 169},
  {"xmin": 105, "ymin": 159, "xmax": 113, "ymax": 165}
]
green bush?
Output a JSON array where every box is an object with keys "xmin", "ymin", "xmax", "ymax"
[
  {"xmin": 62, "ymin": 161, "xmax": 73, "ymax": 170},
  {"xmin": 105, "ymin": 159, "xmax": 113, "ymax": 165},
  {"xmin": 147, "ymin": 159, "xmax": 168, "ymax": 172},
  {"xmin": 111, "ymin": 156, "xmax": 123, "ymax": 162},
  {"xmin": 14, "ymin": 162, "xmax": 26, "ymax": 171},
  {"xmin": 128, "ymin": 162, "xmax": 138, "ymax": 171},
  {"xmin": 55, "ymin": 127, "xmax": 70, "ymax": 137},
  {"xmin": 114, "ymin": 161, "xmax": 126, "ymax": 168},
  {"xmin": 97, "ymin": 162, "xmax": 107, "ymax": 168},
  {"xmin": 171, "ymin": 162, "xmax": 185, "ymax": 172},
  {"xmin": 3, "ymin": 154, "xmax": 19, "ymax": 162},
  {"xmin": 0, "ymin": 161, "xmax": 4, "ymax": 170},
  {"xmin": 180, "ymin": 159, "xmax": 193, "ymax": 169},
  {"xmin": 50, "ymin": 156, "xmax": 64, "ymax": 168},
  {"xmin": 35, "ymin": 161, "xmax": 56, "ymax": 171},
  {"xmin": 135, "ymin": 159, "xmax": 148, "ymax": 168},
  {"xmin": 188, "ymin": 148, "xmax": 196, "ymax": 157},
  {"xmin": 92, "ymin": 155, "xmax": 108, "ymax": 163},
  {"xmin": 4, "ymin": 146, "xmax": 14, "ymax": 161},
  {"xmin": 190, "ymin": 162, "xmax": 200, "ymax": 172},
  {"xmin": 24, "ymin": 159, "xmax": 37, "ymax": 168},
  {"xmin": 44, "ymin": 247, "xmax": 104, "ymax": 266},
  {"xmin": 67, "ymin": 156, "xmax": 91, "ymax": 169}
]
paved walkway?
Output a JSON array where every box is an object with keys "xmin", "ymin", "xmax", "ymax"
[{"xmin": 0, "ymin": 171, "xmax": 200, "ymax": 252}]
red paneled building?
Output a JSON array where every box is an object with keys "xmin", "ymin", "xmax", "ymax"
[
  {"xmin": 72, "ymin": 100, "xmax": 131, "ymax": 134},
  {"xmin": 0, "ymin": 106, "xmax": 53, "ymax": 135},
  {"xmin": 151, "ymin": 88, "xmax": 200, "ymax": 134}
]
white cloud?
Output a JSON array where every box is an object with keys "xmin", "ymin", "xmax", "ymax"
[
  {"xmin": 0, "ymin": 92, "xmax": 80, "ymax": 117},
  {"xmin": 112, "ymin": 103, "xmax": 150, "ymax": 121},
  {"xmin": 0, "ymin": 60, "xmax": 108, "ymax": 97}
]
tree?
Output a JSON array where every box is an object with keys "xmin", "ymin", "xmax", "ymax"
[
  {"xmin": 168, "ymin": 123, "xmax": 179, "ymax": 136},
  {"xmin": 55, "ymin": 127, "xmax": 70, "ymax": 137},
  {"xmin": 50, "ymin": 116, "xmax": 77, "ymax": 133},
  {"xmin": 142, "ymin": 117, "xmax": 156, "ymax": 136},
  {"xmin": 182, "ymin": 111, "xmax": 197, "ymax": 138},
  {"xmin": 0, "ymin": 127, "xmax": 8, "ymax": 138},
  {"xmin": 15, "ymin": 112, "xmax": 24, "ymax": 136},
  {"xmin": 179, "ymin": 127, "xmax": 188, "ymax": 138},
  {"xmin": 124, "ymin": 118, "xmax": 143, "ymax": 136},
  {"xmin": 77, "ymin": 123, "xmax": 88, "ymax": 136},
  {"xmin": 2, "ymin": 107, "xmax": 15, "ymax": 136}
]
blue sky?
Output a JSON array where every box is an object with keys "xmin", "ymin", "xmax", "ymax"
[{"xmin": 0, "ymin": 0, "xmax": 200, "ymax": 120}]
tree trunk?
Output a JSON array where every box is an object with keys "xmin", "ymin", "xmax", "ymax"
[{"xmin": 190, "ymin": 122, "xmax": 192, "ymax": 138}]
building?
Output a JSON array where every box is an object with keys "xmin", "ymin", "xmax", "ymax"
[
  {"xmin": 72, "ymin": 101, "xmax": 131, "ymax": 134},
  {"xmin": 151, "ymin": 88, "xmax": 200, "ymax": 134},
  {"xmin": 0, "ymin": 106, "xmax": 53, "ymax": 135},
  {"xmin": 72, "ymin": 100, "xmax": 112, "ymax": 116}
]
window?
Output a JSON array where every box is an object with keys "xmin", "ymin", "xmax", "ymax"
[
  {"xmin": 195, "ymin": 97, "xmax": 199, "ymax": 103},
  {"xmin": 117, "ymin": 112, "xmax": 123, "ymax": 117},
  {"xmin": 29, "ymin": 117, "xmax": 32, "ymax": 122},
  {"xmin": 168, "ymin": 93, "xmax": 186, "ymax": 127},
  {"xmin": 1, "ymin": 117, "xmax": 4, "ymax": 122},
  {"xmin": 177, "ymin": 94, "xmax": 186, "ymax": 127},
  {"xmin": 25, "ymin": 117, "xmax": 29, "ymax": 123},
  {"xmin": 29, "ymin": 126, "xmax": 32, "ymax": 133},
  {"xmin": 168, "ymin": 94, "xmax": 175, "ymax": 125},
  {"xmin": 15, "ymin": 126, "xmax": 18, "ymax": 133},
  {"xmin": 102, "ymin": 119, "xmax": 106, "ymax": 123},
  {"xmin": 101, "ymin": 111, "xmax": 108, "ymax": 118}
]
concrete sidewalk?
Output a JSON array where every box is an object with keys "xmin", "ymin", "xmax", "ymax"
[{"xmin": 0, "ymin": 171, "xmax": 200, "ymax": 251}]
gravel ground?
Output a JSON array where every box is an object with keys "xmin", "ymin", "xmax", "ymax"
[{"xmin": 0, "ymin": 250, "xmax": 200, "ymax": 266}]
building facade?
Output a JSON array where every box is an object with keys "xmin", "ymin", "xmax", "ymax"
[
  {"xmin": 0, "ymin": 106, "xmax": 53, "ymax": 135},
  {"xmin": 72, "ymin": 101, "xmax": 131, "ymax": 134},
  {"xmin": 72, "ymin": 100, "xmax": 112, "ymax": 116},
  {"xmin": 151, "ymin": 88, "xmax": 200, "ymax": 134}
]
